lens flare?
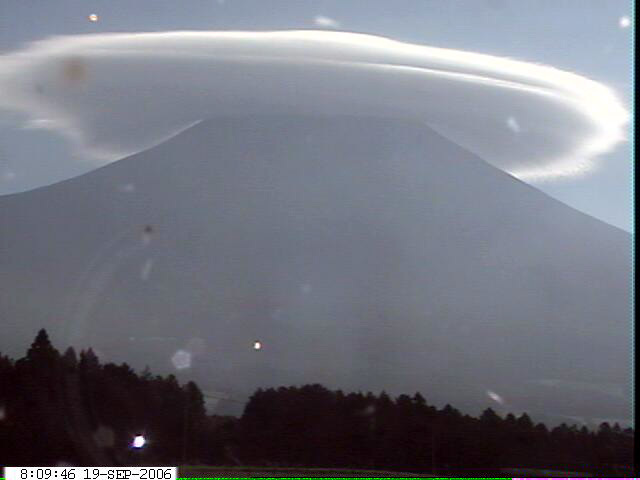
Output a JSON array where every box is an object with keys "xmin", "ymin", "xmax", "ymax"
[
  {"xmin": 171, "ymin": 349, "xmax": 191, "ymax": 369},
  {"xmin": 619, "ymin": 16, "xmax": 631, "ymax": 28},
  {"xmin": 486, "ymin": 390, "xmax": 505, "ymax": 405}
]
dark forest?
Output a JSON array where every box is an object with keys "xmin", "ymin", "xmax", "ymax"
[{"xmin": 0, "ymin": 330, "xmax": 633, "ymax": 475}]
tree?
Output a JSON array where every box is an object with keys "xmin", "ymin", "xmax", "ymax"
[
  {"xmin": 477, "ymin": 408, "xmax": 504, "ymax": 469},
  {"xmin": 62, "ymin": 347, "xmax": 78, "ymax": 371},
  {"xmin": 479, "ymin": 407, "xmax": 501, "ymax": 426},
  {"xmin": 25, "ymin": 329, "xmax": 59, "ymax": 367},
  {"xmin": 516, "ymin": 413, "xmax": 533, "ymax": 431},
  {"xmin": 79, "ymin": 348, "xmax": 100, "ymax": 372},
  {"xmin": 12, "ymin": 330, "xmax": 74, "ymax": 464},
  {"xmin": 183, "ymin": 381, "xmax": 207, "ymax": 462},
  {"xmin": 1, "ymin": 331, "xmax": 635, "ymax": 473},
  {"xmin": 412, "ymin": 392, "xmax": 426, "ymax": 407}
]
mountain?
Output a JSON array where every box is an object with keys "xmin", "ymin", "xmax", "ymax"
[{"xmin": 0, "ymin": 115, "xmax": 631, "ymax": 424}]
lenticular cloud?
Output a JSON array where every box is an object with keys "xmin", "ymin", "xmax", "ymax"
[{"xmin": 0, "ymin": 30, "xmax": 629, "ymax": 181}]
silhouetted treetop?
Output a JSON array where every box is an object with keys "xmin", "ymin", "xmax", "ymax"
[{"xmin": 24, "ymin": 328, "xmax": 59, "ymax": 365}]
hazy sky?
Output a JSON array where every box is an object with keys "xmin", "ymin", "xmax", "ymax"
[{"xmin": 0, "ymin": 0, "xmax": 633, "ymax": 230}]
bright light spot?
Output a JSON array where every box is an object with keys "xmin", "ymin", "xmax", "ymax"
[
  {"xmin": 506, "ymin": 116, "xmax": 521, "ymax": 133},
  {"xmin": 171, "ymin": 349, "xmax": 191, "ymax": 369},
  {"xmin": 88, "ymin": 14, "xmax": 99, "ymax": 23},
  {"xmin": 132, "ymin": 434, "xmax": 146, "ymax": 448},
  {"xmin": 619, "ymin": 16, "xmax": 631, "ymax": 28},
  {"xmin": 313, "ymin": 15, "xmax": 340, "ymax": 28},
  {"xmin": 486, "ymin": 390, "xmax": 505, "ymax": 405},
  {"xmin": 253, "ymin": 340, "xmax": 262, "ymax": 350}
]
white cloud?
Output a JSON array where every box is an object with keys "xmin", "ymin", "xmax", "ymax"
[
  {"xmin": 313, "ymin": 15, "xmax": 340, "ymax": 29},
  {"xmin": 0, "ymin": 30, "xmax": 629, "ymax": 181}
]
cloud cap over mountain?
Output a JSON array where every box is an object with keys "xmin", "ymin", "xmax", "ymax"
[{"xmin": 0, "ymin": 30, "xmax": 629, "ymax": 181}]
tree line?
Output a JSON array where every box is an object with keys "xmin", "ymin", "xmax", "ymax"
[{"xmin": 0, "ymin": 330, "xmax": 634, "ymax": 475}]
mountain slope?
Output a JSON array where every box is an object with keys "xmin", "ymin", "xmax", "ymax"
[{"xmin": 0, "ymin": 115, "xmax": 631, "ymax": 423}]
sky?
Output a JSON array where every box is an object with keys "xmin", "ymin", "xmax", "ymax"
[{"xmin": 0, "ymin": 0, "xmax": 634, "ymax": 231}]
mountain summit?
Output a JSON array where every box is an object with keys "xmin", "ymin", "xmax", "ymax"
[{"xmin": 0, "ymin": 115, "xmax": 630, "ymax": 424}]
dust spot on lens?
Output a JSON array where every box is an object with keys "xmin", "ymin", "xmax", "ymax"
[
  {"xmin": 142, "ymin": 225, "xmax": 154, "ymax": 245},
  {"xmin": 61, "ymin": 56, "xmax": 88, "ymax": 84}
]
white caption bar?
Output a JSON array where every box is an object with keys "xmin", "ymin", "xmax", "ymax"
[{"xmin": 3, "ymin": 468, "xmax": 177, "ymax": 480}]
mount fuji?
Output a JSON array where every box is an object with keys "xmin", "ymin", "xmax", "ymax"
[{"xmin": 0, "ymin": 115, "xmax": 631, "ymax": 425}]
